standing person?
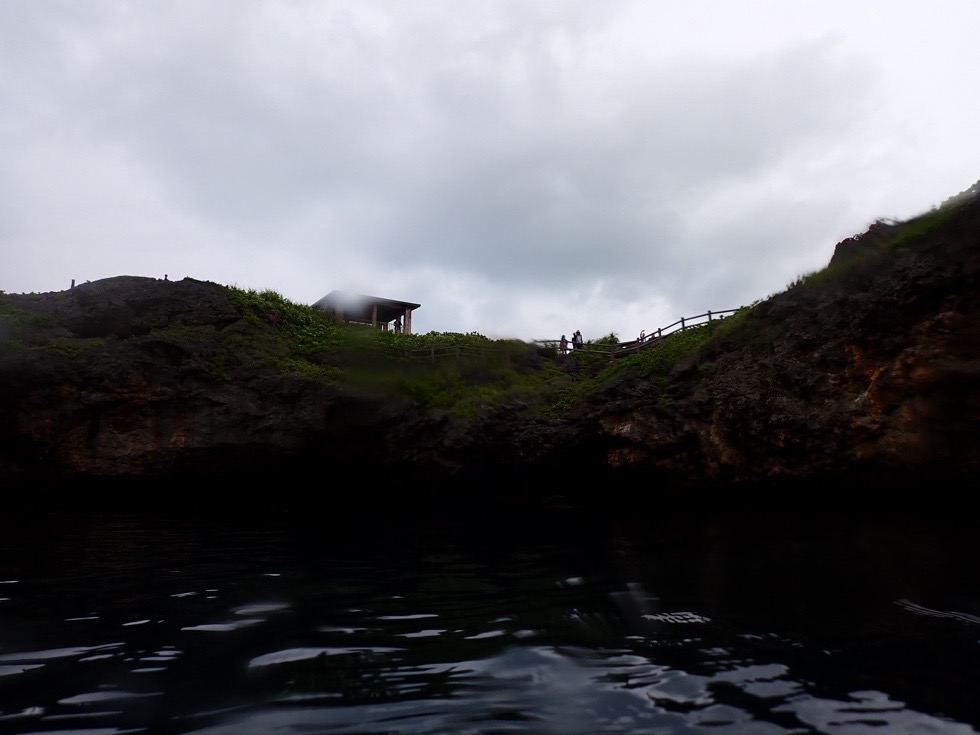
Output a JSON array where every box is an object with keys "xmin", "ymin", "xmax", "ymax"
[
  {"xmin": 573, "ymin": 330, "xmax": 583, "ymax": 349},
  {"xmin": 639, "ymin": 329, "xmax": 646, "ymax": 343},
  {"xmin": 559, "ymin": 334, "xmax": 569, "ymax": 355}
]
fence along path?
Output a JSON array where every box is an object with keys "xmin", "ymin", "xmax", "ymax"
[
  {"xmin": 388, "ymin": 308, "xmax": 742, "ymax": 363},
  {"xmin": 537, "ymin": 308, "xmax": 741, "ymax": 360}
]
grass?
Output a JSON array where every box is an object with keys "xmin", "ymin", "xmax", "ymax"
[
  {"xmin": 219, "ymin": 286, "xmax": 568, "ymax": 420},
  {"xmin": 706, "ymin": 199, "xmax": 966, "ymax": 353},
  {"xmin": 705, "ymin": 308, "xmax": 783, "ymax": 350},
  {"xmin": 210, "ymin": 290, "xmax": 760, "ymax": 422},
  {"xmin": 0, "ymin": 299, "xmax": 88, "ymax": 353},
  {"xmin": 536, "ymin": 324, "xmax": 722, "ymax": 417},
  {"xmin": 6, "ymin": 193, "xmax": 963, "ymax": 422},
  {"xmin": 785, "ymin": 205, "xmax": 956, "ymax": 294}
]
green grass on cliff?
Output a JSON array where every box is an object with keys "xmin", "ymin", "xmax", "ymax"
[
  {"xmin": 223, "ymin": 286, "xmax": 570, "ymax": 420},
  {"xmin": 544, "ymin": 324, "xmax": 719, "ymax": 414},
  {"xmin": 701, "ymin": 308, "xmax": 783, "ymax": 349},
  {"xmin": 8, "ymin": 192, "xmax": 966, "ymax": 424},
  {"xmin": 783, "ymin": 204, "xmax": 957, "ymax": 295},
  {"xmin": 216, "ymin": 194, "xmax": 969, "ymax": 406},
  {"xmin": 697, "ymin": 193, "xmax": 975, "ymax": 355},
  {"xmin": 188, "ymin": 286, "xmax": 728, "ymax": 421},
  {"xmin": 0, "ymin": 299, "xmax": 104, "ymax": 357}
]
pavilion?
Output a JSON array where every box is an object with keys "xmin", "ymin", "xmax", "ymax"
[{"xmin": 313, "ymin": 291, "xmax": 421, "ymax": 334}]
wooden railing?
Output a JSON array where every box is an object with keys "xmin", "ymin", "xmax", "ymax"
[
  {"xmin": 535, "ymin": 308, "xmax": 742, "ymax": 360},
  {"xmin": 384, "ymin": 308, "xmax": 743, "ymax": 362}
]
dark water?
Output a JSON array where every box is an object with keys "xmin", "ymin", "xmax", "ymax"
[{"xmin": 0, "ymin": 497, "xmax": 978, "ymax": 735}]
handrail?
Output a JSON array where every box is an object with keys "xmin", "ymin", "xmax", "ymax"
[
  {"xmin": 385, "ymin": 307, "xmax": 743, "ymax": 362},
  {"xmin": 535, "ymin": 308, "xmax": 742, "ymax": 359}
]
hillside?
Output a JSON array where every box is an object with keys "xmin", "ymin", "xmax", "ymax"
[{"xmin": 1, "ymin": 184, "xmax": 978, "ymax": 513}]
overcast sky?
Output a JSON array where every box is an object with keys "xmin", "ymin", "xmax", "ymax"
[{"xmin": 2, "ymin": 1, "xmax": 978, "ymax": 342}]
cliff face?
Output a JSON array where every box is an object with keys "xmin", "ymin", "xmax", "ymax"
[
  {"xmin": 382, "ymin": 193, "xmax": 980, "ymax": 503},
  {"xmin": 2, "ymin": 194, "xmax": 979, "ymax": 508},
  {"xmin": 556, "ymin": 198, "xmax": 980, "ymax": 495},
  {"xmin": 0, "ymin": 277, "xmax": 416, "ymax": 496}
]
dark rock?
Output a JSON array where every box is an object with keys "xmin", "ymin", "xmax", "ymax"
[{"xmin": 6, "ymin": 275, "xmax": 239, "ymax": 339}]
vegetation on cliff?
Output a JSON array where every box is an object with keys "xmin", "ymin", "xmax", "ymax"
[
  {"xmin": 1, "ymin": 179, "xmax": 977, "ymax": 492},
  {"xmin": 0, "ymin": 187, "xmax": 970, "ymax": 423},
  {"xmin": 199, "ymin": 182, "xmax": 976, "ymax": 419}
]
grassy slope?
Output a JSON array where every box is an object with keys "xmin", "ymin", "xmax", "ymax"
[{"xmin": 1, "ymin": 194, "xmax": 969, "ymax": 425}]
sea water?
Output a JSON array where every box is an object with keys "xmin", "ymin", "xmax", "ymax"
[{"xmin": 0, "ymin": 497, "xmax": 977, "ymax": 734}]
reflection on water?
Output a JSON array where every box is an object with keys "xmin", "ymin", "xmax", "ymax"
[{"xmin": 0, "ymin": 500, "xmax": 978, "ymax": 734}]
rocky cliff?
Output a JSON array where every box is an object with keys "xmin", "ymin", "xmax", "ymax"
[{"xmin": 2, "ymin": 189, "xmax": 978, "ymax": 512}]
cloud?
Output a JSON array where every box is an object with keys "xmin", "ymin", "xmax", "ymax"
[{"xmin": 2, "ymin": 0, "xmax": 978, "ymax": 342}]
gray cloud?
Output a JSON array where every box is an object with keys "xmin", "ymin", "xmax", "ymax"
[{"xmin": 2, "ymin": 0, "xmax": 978, "ymax": 341}]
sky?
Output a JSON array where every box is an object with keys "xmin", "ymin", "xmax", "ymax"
[{"xmin": 2, "ymin": 1, "xmax": 978, "ymax": 343}]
